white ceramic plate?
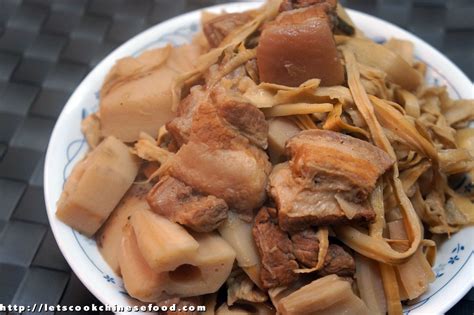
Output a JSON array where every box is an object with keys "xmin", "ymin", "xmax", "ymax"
[{"xmin": 44, "ymin": 2, "xmax": 474, "ymax": 314}]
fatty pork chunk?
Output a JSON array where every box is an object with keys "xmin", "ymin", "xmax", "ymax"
[
  {"xmin": 269, "ymin": 130, "xmax": 394, "ymax": 231},
  {"xmin": 165, "ymin": 86, "xmax": 272, "ymax": 220},
  {"xmin": 252, "ymin": 207, "xmax": 355, "ymax": 289},
  {"xmin": 257, "ymin": 2, "xmax": 344, "ymax": 87},
  {"xmin": 147, "ymin": 175, "xmax": 228, "ymax": 232},
  {"xmin": 167, "ymin": 86, "xmax": 268, "ymax": 149}
]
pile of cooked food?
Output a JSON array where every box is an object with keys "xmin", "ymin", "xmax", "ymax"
[{"xmin": 56, "ymin": 0, "xmax": 474, "ymax": 314}]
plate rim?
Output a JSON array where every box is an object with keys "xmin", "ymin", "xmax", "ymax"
[{"xmin": 43, "ymin": 2, "xmax": 474, "ymax": 314}]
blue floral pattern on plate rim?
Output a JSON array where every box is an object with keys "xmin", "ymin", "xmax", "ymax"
[{"xmin": 60, "ymin": 18, "xmax": 473, "ymax": 314}]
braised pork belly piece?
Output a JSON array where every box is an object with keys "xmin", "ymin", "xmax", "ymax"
[
  {"xmin": 147, "ymin": 175, "xmax": 228, "ymax": 232},
  {"xmin": 269, "ymin": 163, "xmax": 376, "ymax": 231},
  {"xmin": 168, "ymin": 142, "xmax": 270, "ymax": 221},
  {"xmin": 269, "ymin": 130, "xmax": 393, "ymax": 231},
  {"xmin": 287, "ymin": 129, "xmax": 394, "ymax": 201},
  {"xmin": 203, "ymin": 12, "xmax": 253, "ymax": 48},
  {"xmin": 167, "ymin": 86, "xmax": 268, "ymax": 150},
  {"xmin": 253, "ymin": 207, "xmax": 356, "ymax": 289},
  {"xmin": 190, "ymin": 87, "xmax": 269, "ymax": 150},
  {"xmin": 215, "ymin": 95, "xmax": 269, "ymax": 149},
  {"xmin": 165, "ymin": 85, "xmax": 271, "ymax": 221},
  {"xmin": 257, "ymin": 5, "xmax": 344, "ymax": 87}
]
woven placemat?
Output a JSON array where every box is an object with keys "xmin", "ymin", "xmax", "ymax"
[{"xmin": 0, "ymin": 0, "xmax": 472, "ymax": 314}]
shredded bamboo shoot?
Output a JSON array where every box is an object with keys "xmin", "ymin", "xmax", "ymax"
[
  {"xmin": 323, "ymin": 103, "xmax": 370, "ymax": 138},
  {"xmin": 379, "ymin": 263, "xmax": 403, "ymax": 315},
  {"xmin": 341, "ymin": 37, "xmax": 422, "ymax": 90},
  {"xmin": 262, "ymin": 103, "xmax": 333, "ymax": 117},
  {"xmin": 335, "ymin": 48, "xmax": 422, "ymax": 265},
  {"xmin": 218, "ymin": 211, "xmax": 263, "ymax": 288},
  {"xmin": 388, "ymin": 220, "xmax": 435, "ymax": 300}
]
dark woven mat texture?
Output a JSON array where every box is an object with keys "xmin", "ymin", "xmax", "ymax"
[{"xmin": 0, "ymin": 0, "xmax": 472, "ymax": 314}]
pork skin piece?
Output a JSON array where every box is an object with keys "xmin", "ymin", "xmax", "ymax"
[
  {"xmin": 286, "ymin": 130, "xmax": 394, "ymax": 202},
  {"xmin": 147, "ymin": 175, "xmax": 228, "ymax": 232},
  {"xmin": 203, "ymin": 13, "xmax": 253, "ymax": 48},
  {"xmin": 269, "ymin": 163, "xmax": 376, "ymax": 231},
  {"xmin": 252, "ymin": 207, "xmax": 299, "ymax": 289},
  {"xmin": 257, "ymin": 6, "xmax": 344, "ymax": 87}
]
